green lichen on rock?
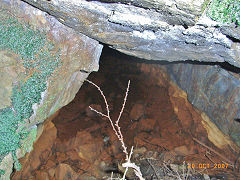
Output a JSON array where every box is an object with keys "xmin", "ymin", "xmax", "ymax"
[
  {"xmin": 207, "ymin": 0, "xmax": 240, "ymax": 25},
  {"xmin": 202, "ymin": 0, "xmax": 211, "ymax": 13},
  {"xmin": 0, "ymin": 108, "xmax": 23, "ymax": 158},
  {"xmin": 20, "ymin": 126, "xmax": 37, "ymax": 154},
  {"xmin": 0, "ymin": 9, "xmax": 61, "ymax": 175},
  {"xmin": 0, "ymin": 169, "xmax": 5, "ymax": 176}
]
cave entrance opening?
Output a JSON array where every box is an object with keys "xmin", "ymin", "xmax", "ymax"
[{"xmin": 12, "ymin": 46, "xmax": 239, "ymax": 179}]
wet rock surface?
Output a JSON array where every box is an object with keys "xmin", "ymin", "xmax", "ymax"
[{"xmin": 12, "ymin": 47, "xmax": 240, "ymax": 179}]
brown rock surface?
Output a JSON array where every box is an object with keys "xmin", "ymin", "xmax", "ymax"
[
  {"xmin": 12, "ymin": 120, "xmax": 57, "ymax": 180},
  {"xmin": 55, "ymin": 163, "xmax": 79, "ymax": 180},
  {"xmin": 12, "ymin": 47, "xmax": 240, "ymax": 179},
  {"xmin": 130, "ymin": 103, "xmax": 145, "ymax": 121}
]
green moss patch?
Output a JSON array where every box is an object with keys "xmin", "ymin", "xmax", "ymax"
[
  {"xmin": 0, "ymin": 9, "xmax": 61, "ymax": 175},
  {"xmin": 207, "ymin": 0, "xmax": 240, "ymax": 25}
]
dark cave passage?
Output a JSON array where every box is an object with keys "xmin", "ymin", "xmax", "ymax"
[{"xmin": 12, "ymin": 46, "xmax": 240, "ymax": 180}]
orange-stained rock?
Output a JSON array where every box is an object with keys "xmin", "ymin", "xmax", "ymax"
[
  {"xmin": 138, "ymin": 118, "xmax": 156, "ymax": 132},
  {"xmin": 12, "ymin": 49, "xmax": 240, "ymax": 179},
  {"xmin": 44, "ymin": 159, "xmax": 56, "ymax": 170},
  {"xmin": 12, "ymin": 120, "xmax": 57, "ymax": 180},
  {"xmin": 77, "ymin": 143, "xmax": 103, "ymax": 163},
  {"xmin": 66, "ymin": 150, "xmax": 80, "ymax": 161},
  {"xmin": 130, "ymin": 103, "xmax": 145, "ymax": 121},
  {"xmin": 55, "ymin": 163, "xmax": 78, "ymax": 180},
  {"xmin": 35, "ymin": 170, "xmax": 49, "ymax": 180},
  {"xmin": 173, "ymin": 145, "xmax": 193, "ymax": 156},
  {"xmin": 32, "ymin": 121, "xmax": 57, "ymax": 168},
  {"xmin": 56, "ymin": 152, "xmax": 68, "ymax": 163},
  {"xmin": 55, "ymin": 131, "xmax": 93, "ymax": 153},
  {"xmin": 48, "ymin": 168, "xmax": 56, "ymax": 178}
]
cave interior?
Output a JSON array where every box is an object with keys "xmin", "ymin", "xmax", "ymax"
[{"xmin": 12, "ymin": 46, "xmax": 240, "ymax": 180}]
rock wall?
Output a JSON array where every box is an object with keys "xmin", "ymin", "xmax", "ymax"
[
  {"xmin": 10, "ymin": 47, "xmax": 240, "ymax": 179},
  {"xmin": 0, "ymin": 0, "xmax": 102, "ymax": 179},
  {"xmin": 15, "ymin": 0, "xmax": 240, "ymax": 146},
  {"xmin": 21, "ymin": 0, "xmax": 240, "ymax": 67},
  {"xmin": 166, "ymin": 64, "xmax": 240, "ymax": 145},
  {"xmin": 0, "ymin": 0, "xmax": 240, "ymax": 178}
]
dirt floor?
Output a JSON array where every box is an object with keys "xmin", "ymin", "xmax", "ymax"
[{"xmin": 12, "ymin": 47, "xmax": 240, "ymax": 180}]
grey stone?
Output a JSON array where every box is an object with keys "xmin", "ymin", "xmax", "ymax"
[
  {"xmin": 21, "ymin": 0, "xmax": 240, "ymax": 67},
  {"xmin": 0, "ymin": 0, "xmax": 102, "ymax": 179},
  {"xmin": 0, "ymin": 51, "xmax": 24, "ymax": 109},
  {"xmin": 166, "ymin": 63, "xmax": 240, "ymax": 145}
]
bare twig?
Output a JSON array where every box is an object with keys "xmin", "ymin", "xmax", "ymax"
[
  {"xmin": 122, "ymin": 146, "xmax": 144, "ymax": 180},
  {"xmin": 86, "ymin": 79, "xmax": 129, "ymax": 159},
  {"xmin": 116, "ymin": 80, "xmax": 130, "ymax": 158},
  {"xmin": 86, "ymin": 79, "xmax": 144, "ymax": 180}
]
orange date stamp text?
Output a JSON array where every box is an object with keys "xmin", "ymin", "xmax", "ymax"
[{"xmin": 187, "ymin": 163, "xmax": 228, "ymax": 169}]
